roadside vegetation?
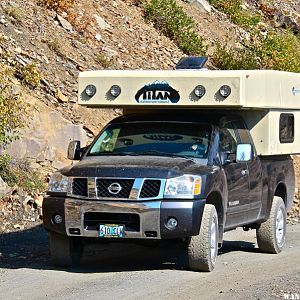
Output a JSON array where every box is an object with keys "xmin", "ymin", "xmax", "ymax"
[
  {"xmin": 17, "ymin": 64, "xmax": 41, "ymax": 88},
  {"xmin": 209, "ymin": 0, "xmax": 261, "ymax": 28},
  {"xmin": 213, "ymin": 30, "xmax": 300, "ymax": 72},
  {"xmin": 0, "ymin": 65, "xmax": 27, "ymax": 146},
  {"xmin": 4, "ymin": 5, "xmax": 23, "ymax": 24},
  {"xmin": 143, "ymin": 0, "xmax": 206, "ymax": 55},
  {"xmin": 0, "ymin": 154, "xmax": 45, "ymax": 193},
  {"xmin": 0, "ymin": 65, "xmax": 45, "ymax": 194},
  {"xmin": 140, "ymin": 0, "xmax": 300, "ymax": 72},
  {"xmin": 94, "ymin": 53, "xmax": 112, "ymax": 68},
  {"xmin": 212, "ymin": 43, "xmax": 259, "ymax": 70}
]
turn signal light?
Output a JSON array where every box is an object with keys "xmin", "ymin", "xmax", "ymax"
[{"xmin": 193, "ymin": 177, "xmax": 201, "ymax": 195}]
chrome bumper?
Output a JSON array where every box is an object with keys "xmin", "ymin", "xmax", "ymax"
[{"xmin": 65, "ymin": 198, "xmax": 161, "ymax": 239}]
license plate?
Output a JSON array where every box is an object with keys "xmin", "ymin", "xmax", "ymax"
[{"xmin": 99, "ymin": 224, "xmax": 125, "ymax": 238}]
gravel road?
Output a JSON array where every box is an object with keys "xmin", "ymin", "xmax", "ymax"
[{"xmin": 0, "ymin": 224, "xmax": 299, "ymax": 300}]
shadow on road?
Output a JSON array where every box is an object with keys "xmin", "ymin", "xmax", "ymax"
[
  {"xmin": 219, "ymin": 240, "xmax": 257, "ymax": 254},
  {"xmin": 0, "ymin": 225, "xmax": 259, "ymax": 273}
]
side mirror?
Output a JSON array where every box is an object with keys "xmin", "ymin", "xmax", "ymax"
[
  {"xmin": 236, "ymin": 144, "xmax": 253, "ymax": 162},
  {"xmin": 67, "ymin": 140, "xmax": 81, "ymax": 160}
]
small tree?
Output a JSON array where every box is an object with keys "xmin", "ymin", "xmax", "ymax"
[{"xmin": 0, "ymin": 65, "xmax": 28, "ymax": 148}]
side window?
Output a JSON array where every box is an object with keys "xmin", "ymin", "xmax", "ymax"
[
  {"xmin": 219, "ymin": 122, "xmax": 237, "ymax": 153},
  {"xmin": 279, "ymin": 113, "xmax": 294, "ymax": 143}
]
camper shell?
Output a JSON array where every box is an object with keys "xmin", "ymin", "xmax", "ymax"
[
  {"xmin": 43, "ymin": 65, "xmax": 298, "ymax": 272},
  {"xmin": 78, "ymin": 69, "xmax": 300, "ymax": 156}
]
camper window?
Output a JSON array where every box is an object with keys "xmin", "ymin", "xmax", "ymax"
[{"xmin": 279, "ymin": 113, "xmax": 294, "ymax": 143}]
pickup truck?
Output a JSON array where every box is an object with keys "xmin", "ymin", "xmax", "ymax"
[{"xmin": 43, "ymin": 111, "xmax": 294, "ymax": 271}]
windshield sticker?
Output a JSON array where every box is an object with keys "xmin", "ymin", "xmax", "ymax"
[{"xmin": 135, "ymin": 81, "xmax": 180, "ymax": 103}]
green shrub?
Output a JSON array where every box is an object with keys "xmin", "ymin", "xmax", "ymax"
[
  {"xmin": 212, "ymin": 43, "xmax": 259, "ymax": 70},
  {"xmin": 212, "ymin": 29, "xmax": 300, "ymax": 72},
  {"xmin": 256, "ymin": 30, "xmax": 300, "ymax": 73},
  {"xmin": 17, "ymin": 64, "xmax": 41, "ymax": 88},
  {"xmin": 4, "ymin": 5, "xmax": 23, "ymax": 23},
  {"xmin": 94, "ymin": 53, "xmax": 112, "ymax": 68},
  {"xmin": 0, "ymin": 65, "xmax": 29, "ymax": 146},
  {"xmin": 209, "ymin": 0, "xmax": 261, "ymax": 28},
  {"xmin": 143, "ymin": 0, "xmax": 205, "ymax": 55},
  {"xmin": 0, "ymin": 154, "xmax": 45, "ymax": 193}
]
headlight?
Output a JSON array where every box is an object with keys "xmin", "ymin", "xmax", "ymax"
[
  {"xmin": 48, "ymin": 173, "xmax": 69, "ymax": 193},
  {"xmin": 164, "ymin": 175, "xmax": 201, "ymax": 198}
]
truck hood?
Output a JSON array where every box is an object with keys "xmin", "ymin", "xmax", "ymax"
[{"xmin": 61, "ymin": 156, "xmax": 217, "ymax": 178}]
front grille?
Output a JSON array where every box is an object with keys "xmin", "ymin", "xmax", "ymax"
[
  {"xmin": 84, "ymin": 212, "xmax": 140, "ymax": 231},
  {"xmin": 140, "ymin": 180, "xmax": 161, "ymax": 199},
  {"xmin": 72, "ymin": 178, "xmax": 88, "ymax": 197},
  {"xmin": 96, "ymin": 179, "xmax": 134, "ymax": 198}
]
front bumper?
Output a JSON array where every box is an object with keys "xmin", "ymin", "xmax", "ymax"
[{"xmin": 42, "ymin": 197, "xmax": 206, "ymax": 239}]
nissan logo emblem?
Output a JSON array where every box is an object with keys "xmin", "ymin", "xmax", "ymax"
[{"xmin": 108, "ymin": 182, "xmax": 122, "ymax": 195}]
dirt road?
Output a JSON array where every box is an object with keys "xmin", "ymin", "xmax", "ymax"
[{"xmin": 0, "ymin": 224, "xmax": 299, "ymax": 300}]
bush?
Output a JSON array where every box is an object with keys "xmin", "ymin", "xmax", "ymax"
[
  {"xmin": 209, "ymin": 0, "xmax": 261, "ymax": 28},
  {"xmin": 38, "ymin": 0, "xmax": 75, "ymax": 12},
  {"xmin": 212, "ymin": 29, "xmax": 300, "ymax": 72},
  {"xmin": 0, "ymin": 65, "xmax": 29, "ymax": 146},
  {"xmin": 212, "ymin": 43, "xmax": 259, "ymax": 70},
  {"xmin": 17, "ymin": 64, "xmax": 41, "ymax": 88},
  {"xmin": 4, "ymin": 5, "xmax": 23, "ymax": 23},
  {"xmin": 256, "ymin": 30, "xmax": 300, "ymax": 73},
  {"xmin": 143, "ymin": 0, "xmax": 205, "ymax": 55},
  {"xmin": 94, "ymin": 53, "xmax": 112, "ymax": 68},
  {"xmin": 0, "ymin": 155, "xmax": 45, "ymax": 193}
]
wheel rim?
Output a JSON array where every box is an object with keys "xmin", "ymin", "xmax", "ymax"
[
  {"xmin": 276, "ymin": 207, "xmax": 285, "ymax": 247},
  {"xmin": 210, "ymin": 217, "xmax": 218, "ymax": 263}
]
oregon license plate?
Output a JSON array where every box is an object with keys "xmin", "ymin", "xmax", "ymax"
[{"xmin": 99, "ymin": 224, "xmax": 125, "ymax": 238}]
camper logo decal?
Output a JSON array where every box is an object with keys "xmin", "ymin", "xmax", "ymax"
[
  {"xmin": 135, "ymin": 81, "xmax": 180, "ymax": 103},
  {"xmin": 292, "ymin": 87, "xmax": 300, "ymax": 96}
]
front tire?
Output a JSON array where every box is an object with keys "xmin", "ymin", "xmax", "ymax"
[
  {"xmin": 256, "ymin": 196, "xmax": 287, "ymax": 254},
  {"xmin": 49, "ymin": 232, "xmax": 83, "ymax": 267},
  {"xmin": 187, "ymin": 204, "xmax": 219, "ymax": 272}
]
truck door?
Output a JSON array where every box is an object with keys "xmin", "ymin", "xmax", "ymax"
[
  {"xmin": 219, "ymin": 121, "xmax": 251, "ymax": 229},
  {"xmin": 233, "ymin": 120, "xmax": 263, "ymax": 221}
]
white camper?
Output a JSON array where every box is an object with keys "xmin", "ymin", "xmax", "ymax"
[{"xmin": 78, "ymin": 69, "xmax": 300, "ymax": 156}]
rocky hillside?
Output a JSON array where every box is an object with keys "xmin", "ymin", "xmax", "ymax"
[{"xmin": 0, "ymin": 0, "xmax": 300, "ymax": 232}]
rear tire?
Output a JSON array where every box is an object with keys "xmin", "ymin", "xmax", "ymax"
[
  {"xmin": 256, "ymin": 196, "xmax": 287, "ymax": 254},
  {"xmin": 49, "ymin": 232, "xmax": 83, "ymax": 267},
  {"xmin": 187, "ymin": 204, "xmax": 219, "ymax": 272}
]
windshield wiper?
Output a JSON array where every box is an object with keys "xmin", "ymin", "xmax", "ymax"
[
  {"xmin": 137, "ymin": 150, "xmax": 193, "ymax": 160},
  {"xmin": 90, "ymin": 152, "xmax": 139, "ymax": 156}
]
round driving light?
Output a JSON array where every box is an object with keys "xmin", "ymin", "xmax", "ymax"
[
  {"xmin": 219, "ymin": 85, "xmax": 231, "ymax": 98},
  {"xmin": 52, "ymin": 214, "xmax": 63, "ymax": 224},
  {"xmin": 110, "ymin": 85, "xmax": 121, "ymax": 97},
  {"xmin": 85, "ymin": 84, "xmax": 97, "ymax": 97},
  {"xmin": 166, "ymin": 217, "xmax": 178, "ymax": 230},
  {"xmin": 194, "ymin": 85, "xmax": 206, "ymax": 98}
]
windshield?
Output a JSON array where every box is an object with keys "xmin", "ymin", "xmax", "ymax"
[{"xmin": 88, "ymin": 122, "xmax": 211, "ymax": 159}]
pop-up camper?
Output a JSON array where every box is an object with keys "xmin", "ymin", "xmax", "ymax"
[{"xmin": 43, "ymin": 59, "xmax": 299, "ymax": 272}]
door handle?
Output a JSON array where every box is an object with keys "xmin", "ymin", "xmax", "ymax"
[{"xmin": 241, "ymin": 169, "xmax": 249, "ymax": 176}]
